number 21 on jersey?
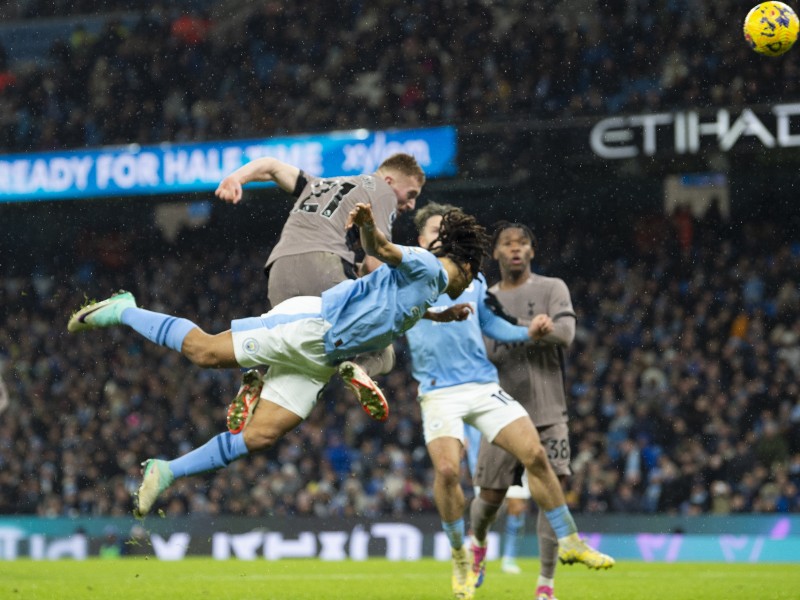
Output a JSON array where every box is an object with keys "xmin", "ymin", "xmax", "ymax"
[{"xmin": 295, "ymin": 179, "xmax": 356, "ymax": 218}]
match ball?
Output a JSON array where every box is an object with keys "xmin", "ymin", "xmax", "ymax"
[{"xmin": 744, "ymin": 2, "xmax": 799, "ymax": 56}]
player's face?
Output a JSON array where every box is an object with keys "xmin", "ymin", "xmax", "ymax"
[
  {"xmin": 447, "ymin": 262, "xmax": 473, "ymax": 299},
  {"xmin": 387, "ymin": 174, "xmax": 421, "ymax": 213},
  {"xmin": 493, "ymin": 228, "xmax": 534, "ymax": 275},
  {"xmin": 418, "ymin": 215, "xmax": 442, "ymax": 249}
]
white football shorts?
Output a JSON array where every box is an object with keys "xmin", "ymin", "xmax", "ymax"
[
  {"xmin": 419, "ymin": 382, "xmax": 528, "ymax": 445},
  {"xmin": 230, "ymin": 296, "xmax": 336, "ymax": 419}
]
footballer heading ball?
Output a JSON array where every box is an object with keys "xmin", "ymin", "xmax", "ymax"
[{"xmin": 744, "ymin": 1, "xmax": 800, "ymax": 56}]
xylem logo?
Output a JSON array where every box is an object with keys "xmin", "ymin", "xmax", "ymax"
[
  {"xmin": 590, "ymin": 103, "xmax": 800, "ymax": 159},
  {"xmin": 342, "ymin": 133, "xmax": 432, "ymax": 173}
]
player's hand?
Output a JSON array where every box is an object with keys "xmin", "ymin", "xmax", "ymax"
[
  {"xmin": 528, "ymin": 314, "xmax": 554, "ymax": 340},
  {"xmin": 434, "ymin": 303, "xmax": 474, "ymax": 322},
  {"xmin": 346, "ymin": 203, "xmax": 375, "ymax": 229},
  {"xmin": 215, "ymin": 176, "xmax": 243, "ymax": 204}
]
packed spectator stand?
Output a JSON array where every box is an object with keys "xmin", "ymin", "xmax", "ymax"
[
  {"xmin": 0, "ymin": 1, "xmax": 798, "ymax": 519},
  {"xmin": 0, "ymin": 1, "xmax": 797, "ymax": 153},
  {"xmin": 1, "ymin": 205, "xmax": 798, "ymax": 518}
]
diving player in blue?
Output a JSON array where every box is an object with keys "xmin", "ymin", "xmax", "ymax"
[
  {"xmin": 67, "ymin": 203, "xmax": 486, "ymax": 519},
  {"xmin": 406, "ymin": 203, "xmax": 615, "ymax": 600}
]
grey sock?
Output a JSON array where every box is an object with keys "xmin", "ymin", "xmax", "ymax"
[
  {"xmin": 537, "ymin": 510, "xmax": 559, "ymax": 579},
  {"xmin": 470, "ymin": 496, "xmax": 503, "ymax": 542}
]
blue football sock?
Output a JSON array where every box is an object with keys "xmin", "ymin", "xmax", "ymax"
[
  {"xmin": 442, "ymin": 518, "xmax": 466, "ymax": 550},
  {"xmin": 503, "ymin": 513, "xmax": 525, "ymax": 559},
  {"xmin": 168, "ymin": 432, "xmax": 249, "ymax": 478},
  {"xmin": 121, "ymin": 307, "xmax": 196, "ymax": 352},
  {"xmin": 543, "ymin": 505, "xmax": 577, "ymax": 540}
]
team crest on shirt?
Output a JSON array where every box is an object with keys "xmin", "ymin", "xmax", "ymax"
[
  {"xmin": 243, "ymin": 338, "xmax": 260, "ymax": 355},
  {"xmin": 361, "ymin": 175, "xmax": 376, "ymax": 191}
]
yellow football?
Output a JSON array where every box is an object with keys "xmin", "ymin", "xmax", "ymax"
[{"xmin": 744, "ymin": 2, "xmax": 800, "ymax": 56}]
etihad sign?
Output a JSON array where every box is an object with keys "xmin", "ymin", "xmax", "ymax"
[{"xmin": 590, "ymin": 103, "xmax": 800, "ymax": 159}]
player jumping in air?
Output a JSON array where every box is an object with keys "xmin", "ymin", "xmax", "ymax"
[
  {"xmin": 214, "ymin": 153, "xmax": 425, "ymax": 427},
  {"xmin": 68, "ymin": 205, "xmax": 483, "ymax": 519}
]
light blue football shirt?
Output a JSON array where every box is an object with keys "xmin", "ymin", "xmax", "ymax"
[
  {"xmin": 322, "ymin": 245, "xmax": 448, "ymax": 362},
  {"xmin": 405, "ymin": 273, "xmax": 530, "ymax": 394}
]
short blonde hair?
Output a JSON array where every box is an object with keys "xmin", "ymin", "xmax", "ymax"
[{"xmin": 378, "ymin": 153, "xmax": 426, "ymax": 185}]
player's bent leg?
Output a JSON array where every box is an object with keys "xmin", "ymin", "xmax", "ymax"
[
  {"xmin": 338, "ymin": 361, "xmax": 389, "ymax": 421},
  {"xmin": 181, "ymin": 329, "xmax": 239, "ymax": 369},
  {"xmin": 491, "ymin": 417, "xmax": 563, "ymax": 511},
  {"xmin": 493, "ymin": 418, "xmax": 615, "ymax": 571},
  {"xmin": 242, "ymin": 399, "xmax": 304, "ymax": 452}
]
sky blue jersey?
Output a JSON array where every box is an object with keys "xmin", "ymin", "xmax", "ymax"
[
  {"xmin": 322, "ymin": 245, "xmax": 448, "ymax": 362},
  {"xmin": 405, "ymin": 273, "xmax": 530, "ymax": 394}
]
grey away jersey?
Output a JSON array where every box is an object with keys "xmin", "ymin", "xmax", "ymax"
[
  {"xmin": 485, "ymin": 274, "xmax": 576, "ymax": 427},
  {"xmin": 265, "ymin": 171, "xmax": 396, "ymax": 270}
]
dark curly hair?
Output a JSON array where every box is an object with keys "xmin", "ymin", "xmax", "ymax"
[
  {"xmin": 431, "ymin": 210, "xmax": 490, "ymax": 279},
  {"xmin": 491, "ymin": 221, "xmax": 538, "ymax": 252}
]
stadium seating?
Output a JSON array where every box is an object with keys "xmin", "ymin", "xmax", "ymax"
[
  {"xmin": 0, "ymin": 0, "xmax": 797, "ymax": 518},
  {"xmin": 0, "ymin": 1, "xmax": 797, "ymax": 153},
  {"xmin": 0, "ymin": 208, "xmax": 797, "ymax": 517}
]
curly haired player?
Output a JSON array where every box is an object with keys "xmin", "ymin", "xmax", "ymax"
[
  {"xmin": 68, "ymin": 204, "xmax": 486, "ymax": 519},
  {"xmin": 215, "ymin": 153, "xmax": 426, "ymax": 427}
]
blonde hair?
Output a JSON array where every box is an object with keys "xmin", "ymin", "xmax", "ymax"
[{"xmin": 378, "ymin": 153, "xmax": 426, "ymax": 185}]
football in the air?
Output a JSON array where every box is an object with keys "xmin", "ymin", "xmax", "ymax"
[{"xmin": 744, "ymin": 1, "xmax": 799, "ymax": 56}]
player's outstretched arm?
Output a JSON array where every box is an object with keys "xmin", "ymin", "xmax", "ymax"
[
  {"xmin": 346, "ymin": 203, "xmax": 402, "ymax": 267},
  {"xmin": 215, "ymin": 158, "xmax": 301, "ymax": 204}
]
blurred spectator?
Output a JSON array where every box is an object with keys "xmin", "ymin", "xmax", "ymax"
[
  {"xmin": 0, "ymin": 189, "xmax": 799, "ymax": 518},
  {"xmin": 1, "ymin": 1, "xmax": 798, "ymax": 152},
  {"xmin": 99, "ymin": 525, "xmax": 124, "ymax": 558}
]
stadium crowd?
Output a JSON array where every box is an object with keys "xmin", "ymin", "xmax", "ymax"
[
  {"xmin": 0, "ymin": 0, "xmax": 796, "ymax": 153},
  {"xmin": 1, "ymin": 0, "xmax": 798, "ymax": 522},
  {"xmin": 0, "ymin": 207, "xmax": 798, "ymax": 519}
]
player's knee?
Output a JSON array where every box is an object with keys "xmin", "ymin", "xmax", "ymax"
[
  {"xmin": 434, "ymin": 462, "xmax": 461, "ymax": 487},
  {"xmin": 189, "ymin": 347, "xmax": 219, "ymax": 368},
  {"xmin": 525, "ymin": 443, "xmax": 549, "ymax": 475},
  {"xmin": 182, "ymin": 334, "xmax": 224, "ymax": 368},
  {"xmin": 243, "ymin": 424, "xmax": 281, "ymax": 452}
]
